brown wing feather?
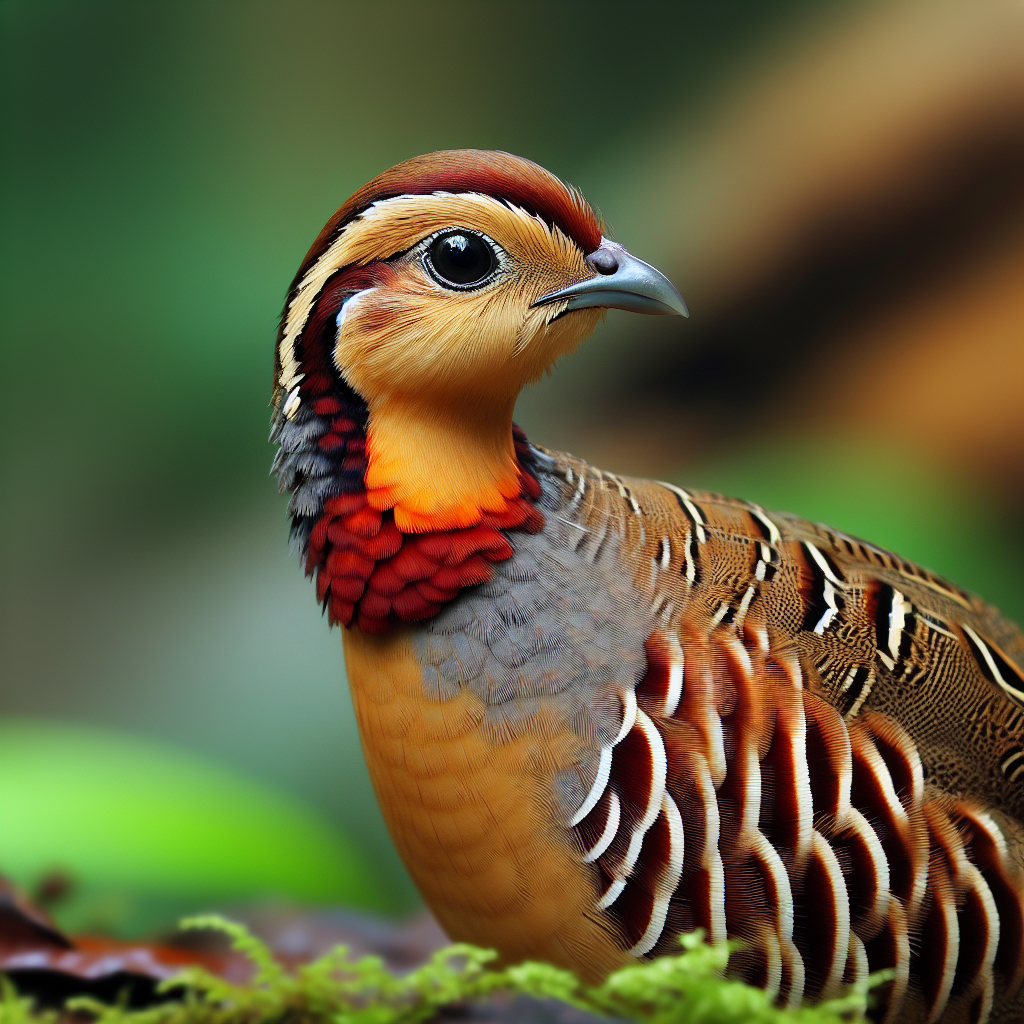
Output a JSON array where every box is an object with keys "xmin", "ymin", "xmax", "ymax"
[{"xmin": 563, "ymin": 466, "xmax": 1024, "ymax": 1022}]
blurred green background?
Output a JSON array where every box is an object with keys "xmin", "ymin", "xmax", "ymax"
[{"xmin": 2, "ymin": 0, "xmax": 1022, "ymax": 936}]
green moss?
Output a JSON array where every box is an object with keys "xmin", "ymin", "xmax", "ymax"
[{"xmin": 1, "ymin": 917, "xmax": 881, "ymax": 1024}]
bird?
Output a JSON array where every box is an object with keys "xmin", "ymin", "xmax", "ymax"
[{"xmin": 272, "ymin": 150, "xmax": 1024, "ymax": 1023}]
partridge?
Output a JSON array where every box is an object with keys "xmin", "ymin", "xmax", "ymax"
[{"xmin": 272, "ymin": 150, "xmax": 1024, "ymax": 1023}]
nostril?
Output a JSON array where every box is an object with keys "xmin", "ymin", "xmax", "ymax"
[{"xmin": 587, "ymin": 248, "xmax": 619, "ymax": 275}]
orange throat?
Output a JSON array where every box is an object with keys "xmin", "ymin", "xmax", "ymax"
[{"xmin": 363, "ymin": 395, "xmax": 526, "ymax": 532}]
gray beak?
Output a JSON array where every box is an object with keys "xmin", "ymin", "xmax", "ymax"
[{"xmin": 532, "ymin": 239, "xmax": 689, "ymax": 318}]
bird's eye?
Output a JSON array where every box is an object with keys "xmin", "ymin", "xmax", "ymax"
[{"xmin": 425, "ymin": 232, "xmax": 497, "ymax": 290}]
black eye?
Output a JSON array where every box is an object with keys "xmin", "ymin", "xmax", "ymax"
[{"xmin": 425, "ymin": 232, "xmax": 497, "ymax": 289}]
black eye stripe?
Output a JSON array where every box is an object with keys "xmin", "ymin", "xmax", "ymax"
[{"xmin": 424, "ymin": 230, "xmax": 498, "ymax": 290}]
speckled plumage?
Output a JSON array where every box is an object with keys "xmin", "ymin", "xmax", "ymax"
[
  {"xmin": 343, "ymin": 443, "xmax": 1024, "ymax": 1021},
  {"xmin": 274, "ymin": 150, "xmax": 1024, "ymax": 1023}
]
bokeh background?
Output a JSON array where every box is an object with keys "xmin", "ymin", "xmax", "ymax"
[{"xmin": 2, "ymin": 0, "xmax": 1022, "ymax": 937}]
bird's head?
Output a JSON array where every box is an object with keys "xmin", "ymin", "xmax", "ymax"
[{"xmin": 275, "ymin": 150, "xmax": 686, "ymax": 533}]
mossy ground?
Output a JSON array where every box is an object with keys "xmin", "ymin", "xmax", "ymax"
[{"xmin": 0, "ymin": 917, "xmax": 881, "ymax": 1024}]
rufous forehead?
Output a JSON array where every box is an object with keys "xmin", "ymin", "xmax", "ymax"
[{"xmin": 279, "ymin": 193, "xmax": 590, "ymax": 397}]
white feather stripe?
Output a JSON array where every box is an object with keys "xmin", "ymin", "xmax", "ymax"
[
  {"xmin": 750, "ymin": 504, "xmax": 782, "ymax": 544},
  {"xmin": 597, "ymin": 876, "xmax": 626, "ymax": 910},
  {"xmin": 803, "ymin": 541, "xmax": 846, "ymax": 587},
  {"xmin": 956, "ymin": 861, "xmax": 1000, "ymax": 1003},
  {"xmin": 812, "ymin": 579, "xmax": 841, "ymax": 634},
  {"xmin": 856, "ymin": 735, "xmax": 910, "ymax": 828},
  {"xmin": 582, "ymin": 790, "xmax": 620, "ymax": 863},
  {"xmin": 758, "ymin": 928, "xmax": 783, "ymax": 1003},
  {"xmin": 752, "ymin": 621, "xmax": 770, "ymax": 653},
  {"xmin": 840, "ymin": 806, "xmax": 891, "ymax": 939},
  {"xmin": 693, "ymin": 755, "xmax": 727, "ymax": 946},
  {"xmin": 709, "ymin": 603, "xmax": 731, "ymax": 628},
  {"xmin": 778, "ymin": 936, "xmax": 806, "ymax": 1012},
  {"xmin": 566, "ymin": 472, "xmax": 586, "ymax": 513},
  {"xmin": 733, "ymin": 584, "xmax": 757, "ymax": 631},
  {"xmin": 809, "ymin": 830, "xmax": 852, "ymax": 1002},
  {"xmin": 775, "ymin": 689, "xmax": 814, "ymax": 867},
  {"xmin": 613, "ymin": 687, "xmax": 638, "ymax": 746},
  {"xmin": 747, "ymin": 830, "xmax": 794, "ymax": 942},
  {"xmin": 664, "ymin": 634, "xmax": 684, "ymax": 717},
  {"xmin": 633, "ymin": 707, "xmax": 668, "ymax": 833},
  {"xmin": 628, "ymin": 794, "xmax": 685, "ymax": 957},
  {"xmin": 845, "ymin": 933, "xmax": 868, "ymax": 990},
  {"xmin": 682, "ymin": 528, "xmax": 697, "ymax": 584},
  {"xmin": 722, "ymin": 634, "xmax": 754, "ymax": 687},
  {"xmin": 923, "ymin": 860, "xmax": 959, "ymax": 1024},
  {"xmin": 886, "ymin": 589, "xmax": 910, "ymax": 663},
  {"xmin": 879, "ymin": 900, "xmax": 911, "ymax": 1024},
  {"xmin": 282, "ymin": 386, "xmax": 302, "ymax": 419},
  {"xmin": 866, "ymin": 713, "xmax": 924, "ymax": 811},
  {"xmin": 950, "ymin": 804, "xmax": 1022, "ymax": 996},
  {"xmin": 570, "ymin": 745, "xmax": 612, "ymax": 827},
  {"xmin": 661, "ymin": 792, "xmax": 685, "ymax": 885},
  {"xmin": 678, "ymin": 638, "xmax": 727, "ymax": 787},
  {"xmin": 621, "ymin": 822, "xmax": 647, "ymax": 877},
  {"xmin": 657, "ymin": 482, "xmax": 707, "ymax": 543},
  {"xmin": 963, "ymin": 623, "xmax": 1024, "ymax": 706},
  {"xmin": 706, "ymin": 851, "xmax": 727, "ymax": 947},
  {"xmin": 963, "ymin": 806, "xmax": 1010, "ymax": 861},
  {"xmin": 592, "ymin": 709, "xmax": 671, "ymax": 909},
  {"xmin": 614, "ymin": 723, "xmax": 668, "ymax": 879},
  {"xmin": 738, "ymin": 743, "xmax": 762, "ymax": 837}
]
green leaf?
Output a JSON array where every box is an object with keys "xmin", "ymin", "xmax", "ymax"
[{"xmin": 0, "ymin": 719, "xmax": 387, "ymax": 934}]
